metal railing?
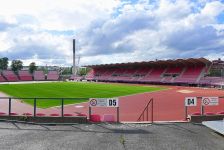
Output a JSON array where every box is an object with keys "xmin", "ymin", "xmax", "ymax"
[
  {"xmin": 185, "ymin": 96, "xmax": 224, "ymax": 119},
  {"xmin": 137, "ymin": 98, "xmax": 154, "ymax": 123},
  {"xmin": 0, "ymin": 97, "xmax": 89, "ymax": 117}
]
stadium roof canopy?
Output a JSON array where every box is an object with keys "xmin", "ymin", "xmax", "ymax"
[{"xmin": 85, "ymin": 58, "xmax": 212, "ymax": 68}]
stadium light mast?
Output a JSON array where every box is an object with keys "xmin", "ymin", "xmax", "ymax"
[{"xmin": 73, "ymin": 39, "xmax": 76, "ymax": 76}]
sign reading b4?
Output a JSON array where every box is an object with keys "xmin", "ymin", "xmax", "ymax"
[{"xmin": 185, "ymin": 97, "xmax": 197, "ymax": 106}]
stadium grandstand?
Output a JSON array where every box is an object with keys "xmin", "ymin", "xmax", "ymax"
[
  {"xmin": 2, "ymin": 70, "xmax": 19, "ymax": 82},
  {"xmin": 33, "ymin": 71, "xmax": 45, "ymax": 81},
  {"xmin": 47, "ymin": 71, "xmax": 59, "ymax": 81},
  {"xmin": 18, "ymin": 70, "xmax": 33, "ymax": 81},
  {"xmin": 85, "ymin": 58, "xmax": 224, "ymax": 87},
  {"xmin": 70, "ymin": 75, "xmax": 83, "ymax": 81},
  {"xmin": 0, "ymin": 70, "xmax": 60, "ymax": 82},
  {"xmin": 0, "ymin": 74, "xmax": 6, "ymax": 82},
  {"xmin": 0, "ymin": 57, "xmax": 224, "ymax": 87}
]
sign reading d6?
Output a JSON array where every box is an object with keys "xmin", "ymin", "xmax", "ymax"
[
  {"xmin": 185, "ymin": 97, "xmax": 197, "ymax": 106},
  {"xmin": 107, "ymin": 98, "xmax": 119, "ymax": 107}
]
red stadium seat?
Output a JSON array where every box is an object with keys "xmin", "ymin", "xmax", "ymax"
[
  {"xmin": 23, "ymin": 113, "xmax": 32, "ymax": 116},
  {"xmin": 10, "ymin": 112, "xmax": 18, "ymax": 116},
  {"xmin": 85, "ymin": 69, "xmax": 95, "ymax": 80},
  {"xmin": 0, "ymin": 75, "xmax": 6, "ymax": 82},
  {"xmin": 36, "ymin": 113, "xmax": 46, "ymax": 116},
  {"xmin": 47, "ymin": 71, "xmax": 59, "ymax": 81},
  {"xmin": 18, "ymin": 71, "xmax": 33, "ymax": 81},
  {"xmin": 34, "ymin": 71, "xmax": 45, "ymax": 81},
  {"xmin": 2, "ymin": 70, "xmax": 19, "ymax": 82},
  {"xmin": 174, "ymin": 66, "xmax": 204, "ymax": 84},
  {"xmin": 63, "ymin": 113, "xmax": 73, "ymax": 116},
  {"xmin": 102, "ymin": 114, "xmax": 115, "ymax": 122},
  {"xmin": 90, "ymin": 114, "xmax": 101, "ymax": 122},
  {"xmin": 76, "ymin": 113, "xmax": 87, "ymax": 117},
  {"xmin": 217, "ymin": 111, "xmax": 224, "ymax": 115},
  {"xmin": 0, "ymin": 112, "xmax": 6, "ymax": 116},
  {"xmin": 165, "ymin": 67, "xmax": 183, "ymax": 74},
  {"xmin": 50, "ymin": 113, "xmax": 60, "ymax": 117},
  {"xmin": 91, "ymin": 60, "xmax": 207, "ymax": 84},
  {"xmin": 191, "ymin": 112, "xmax": 201, "ymax": 116},
  {"xmin": 205, "ymin": 112, "xmax": 215, "ymax": 115},
  {"xmin": 140, "ymin": 68, "xmax": 165, "ymax": 82}
]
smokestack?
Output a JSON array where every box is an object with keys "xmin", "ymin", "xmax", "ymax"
[{"xmin": 73, "ymin": 39, "xmax": 76, "ymax": 76}]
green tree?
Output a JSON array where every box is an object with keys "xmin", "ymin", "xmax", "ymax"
[
  {"xmin": 29, "ymin": 62, "xmax": 37, "ymax": 74},
  {"xmin": 11, "ymin": 60, "xmax": 23, "ymax": 73},
  {"xmin": 61, "ymin": 67, "xmax": 72, "ymax": 75},
  {"xmin": 78, "ymin": 67, "xmax": 88, "ymax": 76},
  {"xmin": 39, "ymin": 66, "xmax": 48, "ymax": 74},
  {"xmin": 0, "ymin": 57, "xmax": 9, "ymax": 70}
]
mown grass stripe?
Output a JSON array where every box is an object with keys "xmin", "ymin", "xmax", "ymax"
[{"xmin": 0, "ymin": 82, "xmax": 165, "ymax": 108}]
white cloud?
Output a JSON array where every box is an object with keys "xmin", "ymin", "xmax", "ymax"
[
  {"xmin": 0, "ymin": 0, "xmax": 120, "ymax": 30},
  {"xmin": 0, "ymin": 0, "xmax": 224, "ymax": 66},
  {"xmin": 0, "ymin": 0, "xmax": 121, "ymax": 65},
  {"xmin": 79, "ymin": 0, "xmax": 224, "ymax": 65}
]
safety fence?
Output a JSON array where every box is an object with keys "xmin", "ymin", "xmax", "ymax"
[
  {"xmin": 137, "ymin": 98, "xmax": 154, "ymax": 123},
  {"xmin": 0, "ymin": 97, "xmax": 89, "ymax": 117}
]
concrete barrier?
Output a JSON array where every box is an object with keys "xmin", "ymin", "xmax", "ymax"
[
  {"xmin": 189, "ymin": 115, "xmax": 224, "ymax": 123},
  {"xmin": 0, "ymin": 116, "xmax": 87, "ymax": 124}
]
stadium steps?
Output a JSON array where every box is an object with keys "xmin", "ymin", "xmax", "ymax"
[
  {"xmin": 18, "ymin": 71, "xmax": 33, "ymax": 81},
  {"xmin": 2, "ymin": 71, "xmax": 19, "ymax": 82},
  {"xmin": 170, "ymin": 77, "xmax": 175, "ymax": 83},
  {"xmin": 179, "ymin": 67, "xmax": 187, "ymax": 78},
  {"xmin": 161, "ymin": 77, "xmax": 166, "ymax": 82},
  {"xmin": 196, "ymin": 67, "xmax": 206, "ymax": 83},
  {"xmin": 161, "ymin": 67, "xmax": 168, "ymax": 77},
  {"xmin": 173, "ymin": 67, "xmax": 186, "ymax": 82},
  {"xmin": 0, "ymin": 73, "xmax": 7, "ymax": 82},
  {"xmin": 145, "ymin": 68, "xmax": 153, "ymax": 77}
]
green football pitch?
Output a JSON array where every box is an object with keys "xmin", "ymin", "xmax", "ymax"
[{"xmin": 0, "ymin": 82, "xmax": 165, "ymax": 108}]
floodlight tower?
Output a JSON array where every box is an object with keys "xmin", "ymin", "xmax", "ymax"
[{"xmin": 73, "ymin": 39, "xmax": 76, "ymax": 76}]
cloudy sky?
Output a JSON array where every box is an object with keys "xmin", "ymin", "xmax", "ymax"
[{"xmin": 0, "ymin": 0, "xmax": 224, "ymax": 66}]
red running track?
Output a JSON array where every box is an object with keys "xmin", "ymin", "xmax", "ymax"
[{"xmin": 0, "ymin": 86, "xmax": 224, "ymax": 122}]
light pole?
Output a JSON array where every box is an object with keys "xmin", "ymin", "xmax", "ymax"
[{"xmin": 73, "ymin": 39, "xmax": 76, "ymax": 76}]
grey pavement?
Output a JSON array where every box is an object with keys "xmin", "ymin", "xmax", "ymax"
[{"xmin": 0, "ymin": 122, "xmax": 223, "ymax": 150}]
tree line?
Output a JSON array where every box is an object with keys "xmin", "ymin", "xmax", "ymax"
[
  {"xmin": 0, "ymin": 57, "xmax": 89, "ymax": 76},
  {"xmin": 0, "ymin": 57, "xmax": 37, "ymax": 74}
]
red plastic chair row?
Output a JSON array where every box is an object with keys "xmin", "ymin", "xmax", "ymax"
[
  {"xmin": 191, "ymin": 112, "xmax": 201, "ymax": 115},
  {"xmin": 0, "ymin": 112, "xmax": 6, "ymax": 116},
  {"xmin": 205, "ymin": 112, "xmax": 215, "ymax": 115},
  {"xmin": 217, "ymin": 111, "xmax": 224, "ymax": 115},
  {"xmin": 90, "ymin": 114, "xmax": 101, "ymax": 122},
  {"xmin": 10, "ymin": 112, "xmax": 18, "ymax": 116},
  {"xmin": 89, "ymin": 114, "xmax": 116, "ymax": 122},
  {"xmin": 50, "ymin": 113, "xmax": 59, "ymax": 117},
  {"xmin": 23, "ymin": 113, "xmax": 32, "ymax": 116},
  {"xmin": 76, "ymin": 113, "xmax": 87, "ymax": 117}
]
